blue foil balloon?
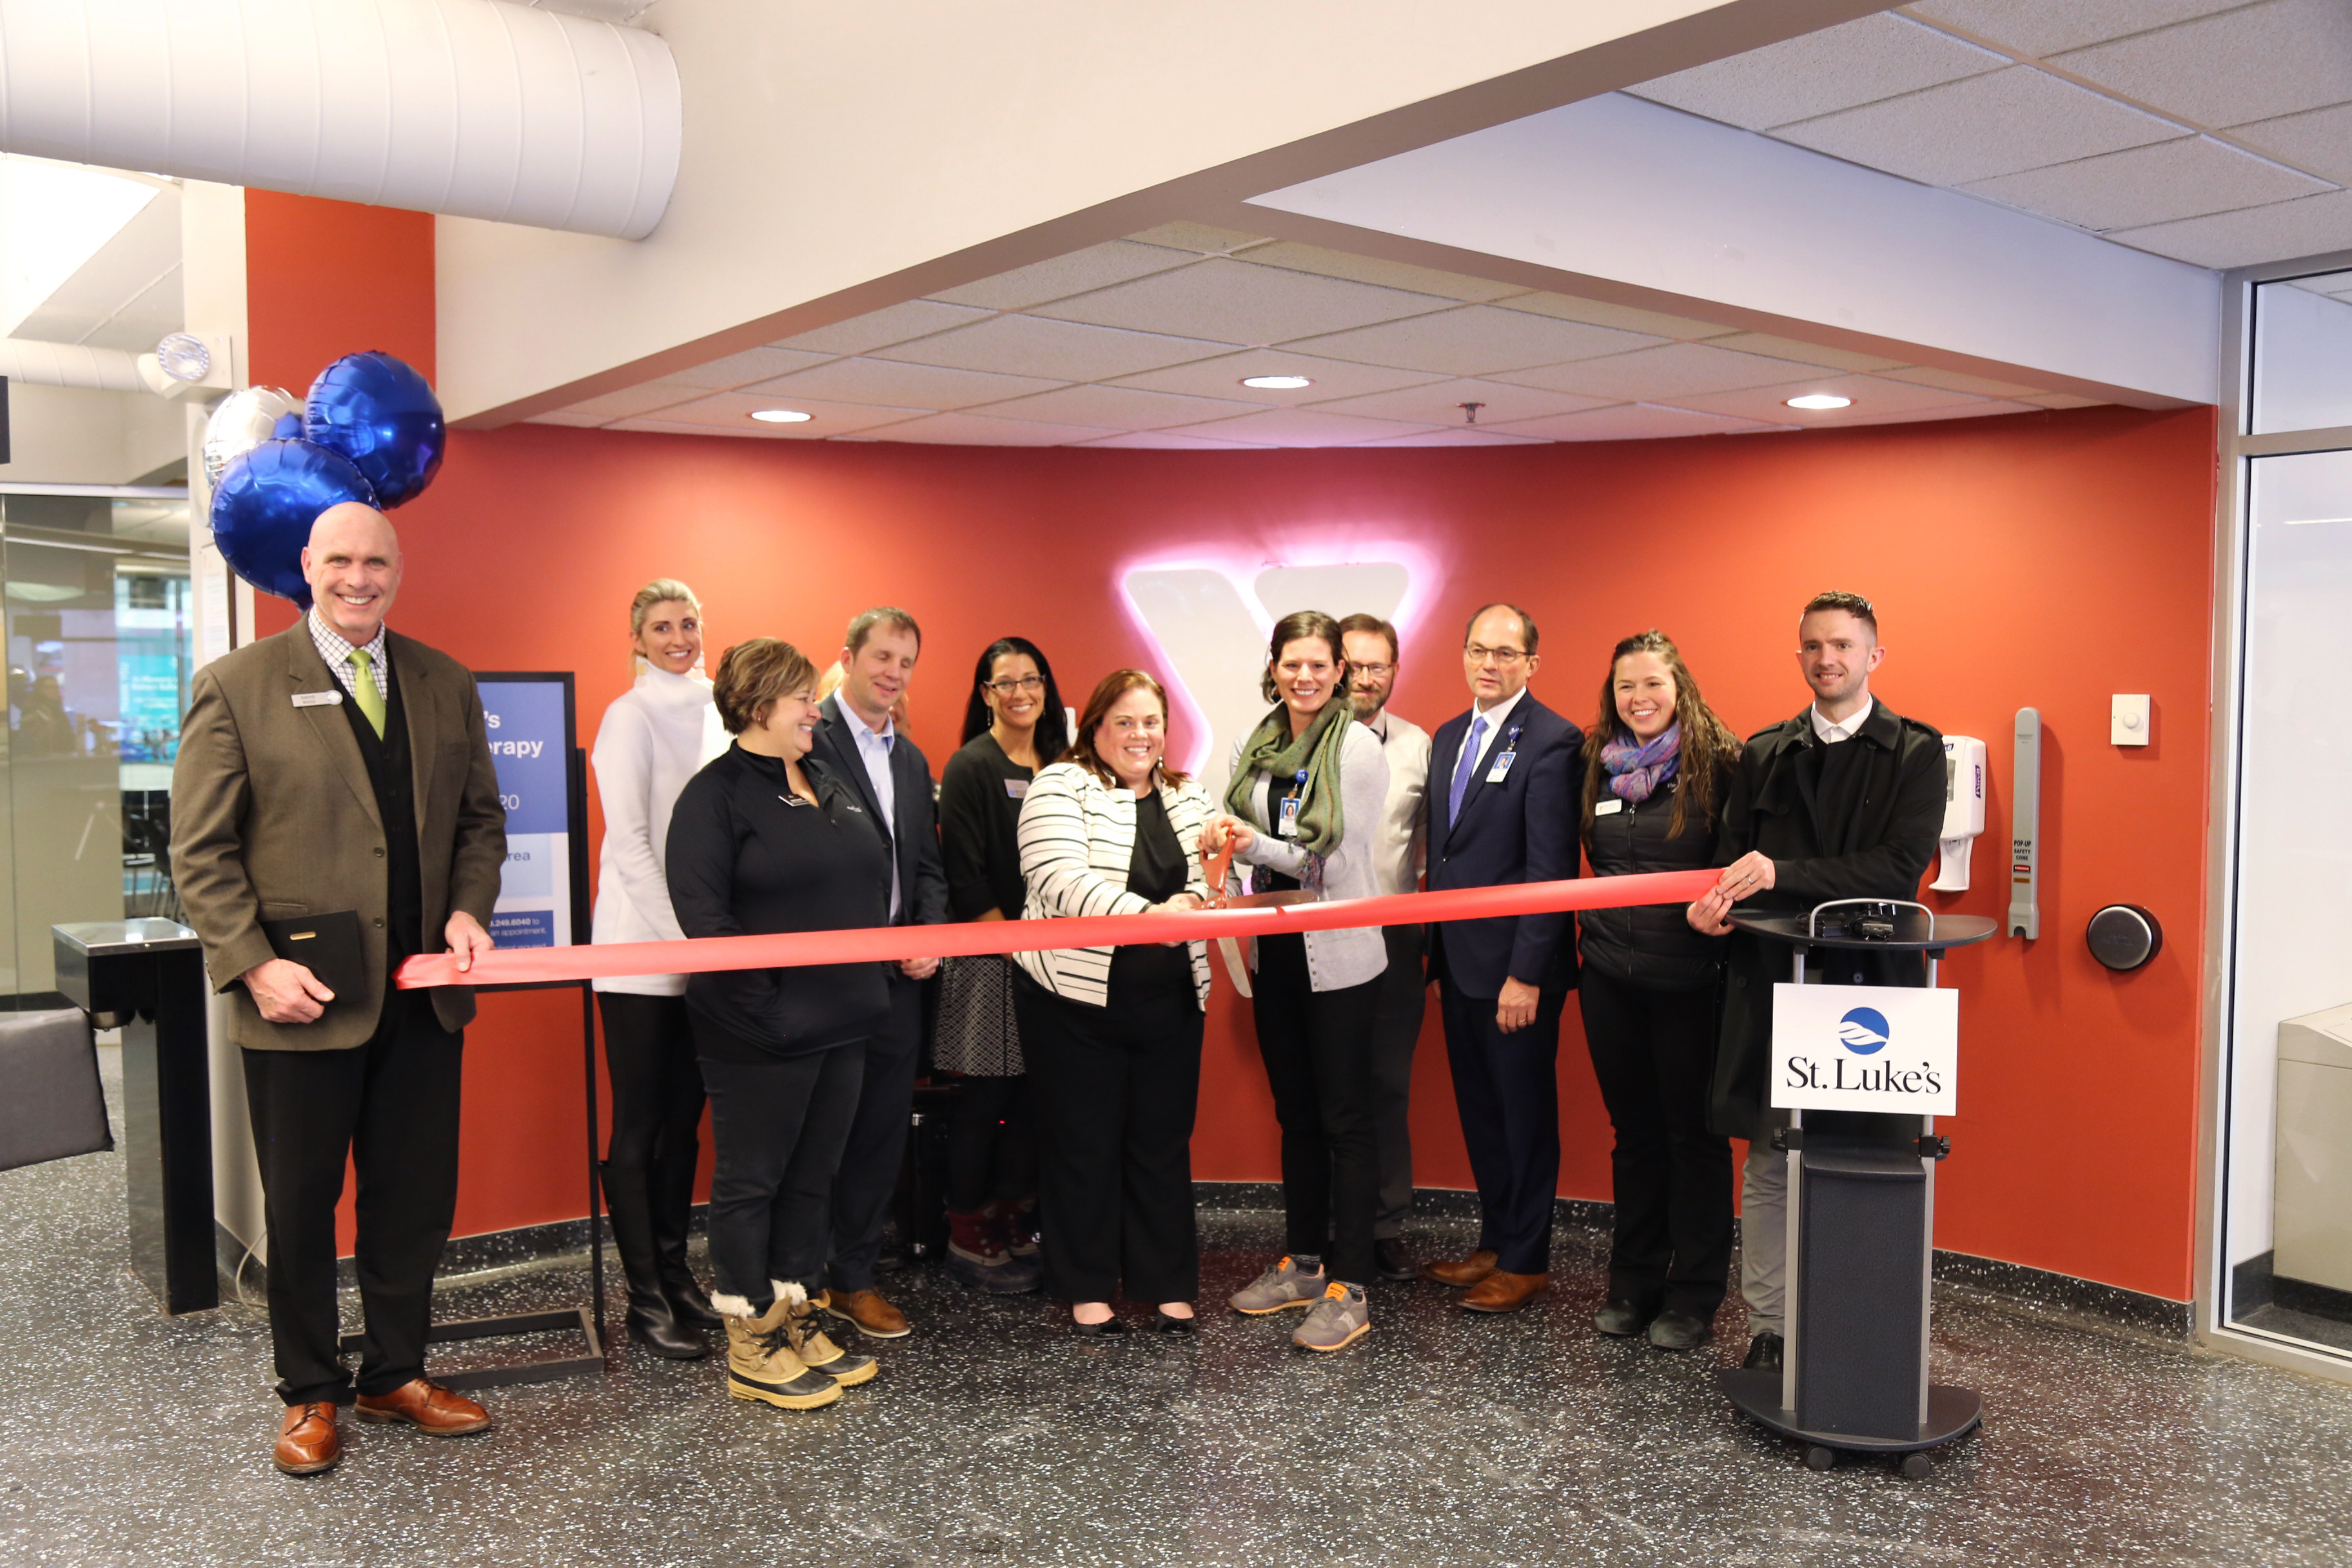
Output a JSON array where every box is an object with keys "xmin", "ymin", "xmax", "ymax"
[
  {"xmin": 210, "ymin": 438, "xmax": 377, "ymax": 607},
  {"xmin": 304, "ymin": 350, "xmax": 446, "ymax": 509}
]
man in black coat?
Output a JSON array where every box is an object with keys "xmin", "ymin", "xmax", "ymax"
[
  {"xmin": 1418, "ymin": 603, "xmax": 1582, "ymax": 1314},
  {"xmin": 1688, "ymin": 591, "xmax": 1943, "ymax": 1374},
  {"xmin": 810, "ymin": 607, "xmax": 950, "ymax": 1340}
]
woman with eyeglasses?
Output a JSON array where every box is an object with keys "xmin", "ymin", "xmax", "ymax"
[{"xmin": 933, "ymin": 637, "xmax": 1070, "ymax": 1295}]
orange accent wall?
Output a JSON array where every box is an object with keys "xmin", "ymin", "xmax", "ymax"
[{"xmin": 240, "ymin": 200, "xmax": 2213, "ymax": 1300}]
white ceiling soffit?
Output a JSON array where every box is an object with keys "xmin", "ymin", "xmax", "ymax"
[
  {"xmin": 9, "ymin": 173, "xmax": 183, "ymax": 351},
  {"xmin": 1625, "ymin": 0, "xmax": 2352, "ymax": 269},
  {"xmin": 528, "ymin": 224, "xmax": 2092, "ymax": 448}
]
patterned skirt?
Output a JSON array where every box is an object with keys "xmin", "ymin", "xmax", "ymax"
[{"xmin": 929, "ymin": 952, "xmax": 1024, "ymax": 1077}]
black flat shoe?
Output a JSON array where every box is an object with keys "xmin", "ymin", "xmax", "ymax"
[
  {"xmin": 1742, "ymin": 1331, "xmax": 1784, "ymax": 1372},
  {"xmin": 1070, "ymin": 1314, "xmax": 1128, "ymax": 1338},
  {"xmin": 1152, "ymin": 1310, "xmax": 1199, "ymax": 1335},
  {"xmin": 1373, "ymin": 1239, "xmax": 1416, "ymax": 1283},
  {"xmin": 1593, "ymin": 1297, "xmax": 1656, "ymax": 1338},
  {"xmin": 1647, "ymin": 1308, "xmax": 1712, "ymax": 1352}
]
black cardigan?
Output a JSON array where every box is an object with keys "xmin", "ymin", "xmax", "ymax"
[
  {"xmin": 938, "ymin": 732, "xmax": 1032, "ymax": 924},
  {"xmin": 665, "ymin": 744, "xmax": 892, "ymax": 1061}
]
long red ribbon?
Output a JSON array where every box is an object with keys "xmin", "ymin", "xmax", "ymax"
[{"xmin": 394, "ymin": 868, "xmax": 1719, "ymax": 989}]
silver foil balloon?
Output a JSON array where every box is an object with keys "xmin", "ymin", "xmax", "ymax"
[{"xmin": 201, "ymin": 386, "xmax": 303, "ymax": 489}]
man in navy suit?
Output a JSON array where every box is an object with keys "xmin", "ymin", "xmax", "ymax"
[
  {"xmin": 1418, "ymin": 603, "xmax": 1582, "ymax": 1313},
  {"xmin": 810, "ymin": 607, "xmax": 950, "ymax": 1340}
]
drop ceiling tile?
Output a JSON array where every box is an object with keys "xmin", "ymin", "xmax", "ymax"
[
  {"xmin": 2104, "ymin": 187, "xmax": 2352, "ymax": 266},
  {"xmin": 1701, "ymin": 331, "xmax": 1910, "ymax": 372},
  {"xmin": 2024, "ymin": 391, "xmax": 2109, "ymax": 407},
  {"xmin": 1306, "ymin": 377, "xmax": 1614, "ymax": 425},
  {"xmin": 1234, "ymin": 243, "xmax": 1527, "ymax": 302},
  {"xmin": 2052, "ymin": 0, "xmax": 2352, "ymax": 126},
  {"xmin": 1494, "ymin": 341, "xmax": 1830, "ymax": 400},
  {"xmin": 745, "ymin": 357, "xmax": 1063, "ymax": 410},
  {"xmin": 1122, "ymin": 222, "xmax": 1273, "ymax": 255},
  {"xmin": 1485, "ymin": 404, "xmax": 1784, "ymax": 441},
  {"xmin": 1665, "ymin": 373, "xmax": 1994, "ymax": 422},
  {"xmin": 1492, "ymin": 291, "xmax": 1733, "ymax": 339},
  {"xmin": 525, "ymin": 411, "xmax": 606, "ymax": 427},
  {"xmin": 2229, "ymin": 102, "xmax": 2352, "ymax": 184},
  {"xmin": 1903, "ymin": 0, "xmax": 2250, "ymax": 59},
  {"xmin": 770, "ymin": 299, "xmax": 994, "ymax": 356},
  {"xmin": 1286, "ymin": 306, "xmax": 1663, "ymax": 375},
  {"xmin": 869, "ymin": 313, "xmax": 1237, "ymax": 381},
  {"xmin": 1070, "ymin": 429, "xmax": 1277, "ymax": 451},
  {"xmin": 620, "ymin": 391, "xmax": 930, "ymax": 436},
  {"xmin": 1776, "ymin": 66, "xmax": 2180, "ymax": 186},
  {"xmin": 660, "ymin": 346, "xmax": 835, "ymax": 391},
  {"xmin": 1351, "ymin": 427, "xmax": 1553, "ymax": 447},
  {"xmin": 1961, "ymin": 134, "xmax": 2332, "ymax": 230},
  {"xmin": 554, "ymin": 380, "xmax": 712, "ymax": 420},
  {"xmin": 1032, "ymin": 257, "xmax": 1450, "ymax": 346},
  {"xmin": 964, "ymin": 383, "xmax": 1264, "ymax": 430},
  {"xmin": 1108, "ymin": 350, "xmax": 1447, "ymax": 403},
  {"xmin": 1878, "ymin": 366, "xmax": 2050, "ymax": 397},
  {"xmin": 926, "ymin": 242, "xmax": 1196, "ymax": 311},
  {"xmin": 1158, "ymin": 408, "xmax": 1444, "ymax": 447},
  {"xmin": 868, "ymin": 412, "xmax": 1121, "ymax": 446},
  {"xmin": 1627, "ymin": 12, "xmax": 2008, "ymax": 129}
]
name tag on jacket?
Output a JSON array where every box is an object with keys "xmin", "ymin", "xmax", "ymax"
[
  {"xmin": 291, "ymin": 690, "xmax": 344, "ymax": 707},
  {"xmin": 1594, "ymin": 798, "xmax": 1623, "ymax": 816},
  {"xmin": 1485, "ymin": 750, "xmax": 1516, "ymax": 785}
]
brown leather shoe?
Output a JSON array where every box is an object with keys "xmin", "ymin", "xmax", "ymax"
[
  {"xmin": 1419, "ymin": 1250, "xmax": 1499, "ymax": 1288},
  {"xmin": 273, "ymin": 1401, "xmax": 340, "ymax": 1476},
  {"xmin": 353, "ymin": 1378, "xmax": 491, "ymax": 1436},
  {"xmin": 1461, "ymin": 1270, "xmax": 1551, "ymax": 1313},
  {"xmin": 819, "ymin": 1286, "xmax": 911, "ymax": 1339}
]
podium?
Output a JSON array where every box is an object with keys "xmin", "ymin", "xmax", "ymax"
[{"xmin": 1719, "ymin": 901, "xmax": 1995, "ymax": 1476}]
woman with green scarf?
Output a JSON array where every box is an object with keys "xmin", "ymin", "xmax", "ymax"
[{"xmin": 1208, "ymin": 610, "xmax": 1391, "ymax": 1352}]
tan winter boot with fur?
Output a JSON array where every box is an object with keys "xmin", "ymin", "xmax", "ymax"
[
  {"xmin": 718, "ymin": 1288, "xmax": 840, "ymax": 1410},
  {"xmin": 786, "ymin": 1284, "xmax": 877, "ymax": 1387}
]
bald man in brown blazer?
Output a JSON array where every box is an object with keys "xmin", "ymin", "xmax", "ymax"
[{"xmin": 171, "ymin": 502, "xmax": 505, "ymax": 1476}]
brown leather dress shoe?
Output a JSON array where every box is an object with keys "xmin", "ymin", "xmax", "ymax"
[
  {"xmin": 353, "ymin": 1378, "xmax": 491, "ymax": 1436},
  {"xmin": 1419, "ymin": 1250, "xmax": 1499, "ymax": 1288},
  {"xmin": 1460, "ymin": 1270, "xmax": 1550, "ymax": 1313},
  {"xmin": 273, "ymin": 1401, "xmax": 340, "ymax": 1476},
  {"xmin": 820, "ymin": 1287, "xmax": 912, "ymax": 1339}
]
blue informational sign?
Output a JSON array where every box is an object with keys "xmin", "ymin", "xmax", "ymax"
[{"xmin": 475, "ymin": 674, "xmax": 580, "ymax": 952}]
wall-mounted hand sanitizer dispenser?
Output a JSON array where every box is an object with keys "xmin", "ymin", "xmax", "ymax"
[{"xmin": 1932, "ymin": 735, "xmax": 1986, "ymax": 891}]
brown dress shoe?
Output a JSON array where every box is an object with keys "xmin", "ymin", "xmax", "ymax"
[
  {"xmin": 1461, "ymin": 1270, "xmax": 1551, "ymax": 1313},
  {"xmin": 353, "ymin": 1378, "xmax": 491, "ymax": 1436},
  {"xmin": 819, "ymin": 1287, "xmax": 911, "ymax": 1339},
  {"xmin": 273, "ymin": 1401, "xmax": 340, "ymax": 1476},
  {"xmin": 1419, "ymin": 1250, "xmax": 1499, "ymax": 1288}
]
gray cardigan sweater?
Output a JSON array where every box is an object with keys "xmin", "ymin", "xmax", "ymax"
[{"xmin": 1229, "ymin": 720, "xmax": 1390, "ymax": 992}]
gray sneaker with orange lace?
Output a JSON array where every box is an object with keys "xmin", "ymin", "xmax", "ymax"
[
  {"xmin": 1230, "ymin": 1255, "xmax": 1326, "ymax": 1315},
  {"xmin": 1292, "ymin": 1282, "xmax": 1371, "ymax": 1351}
]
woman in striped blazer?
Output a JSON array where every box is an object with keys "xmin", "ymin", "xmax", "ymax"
[{"xmin": 1012, "ymin": 669, "xmax": 1217, "ymax": 1337}]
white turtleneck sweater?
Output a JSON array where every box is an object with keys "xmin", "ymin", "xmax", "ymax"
[{"xmin": 589, "ymin": 665, "xmax": 729, "ymax": 995}]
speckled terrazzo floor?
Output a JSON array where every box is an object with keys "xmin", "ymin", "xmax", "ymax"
[{"xmin": 8, "ymin": 1060, "xmax": 2352, "ymax": 1565}]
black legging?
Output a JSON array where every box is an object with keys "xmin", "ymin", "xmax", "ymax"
[
  {"xmin": 943, "ymin": 1073, "xmax": 1036, "ymax": 1213},
  {"xmin": 598, "ymin": 992, "xmax": 705, "ymax": 1186},
  {"xmin": 1251, "ymin": 932, "xmax": 1382, "ymax": 1288}
]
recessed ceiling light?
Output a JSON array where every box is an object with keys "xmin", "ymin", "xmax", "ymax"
[
  {"xmin": 750, "ymin": 408, "xmax": 813, "ymax": 424},
  {"xmin": 1785, "ymin": 393, "xmax": 1852, "ymax": 410},
  {"xmin": 1241, "ymin": 375, "xmax": 1314, "ymax": 390}
]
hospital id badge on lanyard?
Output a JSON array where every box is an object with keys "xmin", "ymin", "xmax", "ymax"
[
  {"xmin": 1277, "ymin": 769, "xmax": 1308, "ymax": 839},
  {"xmin": 1486, "ymin": 725, "xmax": 1523, "ymax": 785}
]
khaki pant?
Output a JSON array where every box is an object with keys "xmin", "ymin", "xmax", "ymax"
[{"xmin": 1740, "ymin": 1139, "xmax": 1788, "ymax": 1338}]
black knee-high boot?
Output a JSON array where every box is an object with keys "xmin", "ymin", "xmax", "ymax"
[
  {"xmin": 600, "ymin": 1161, "xmax": 705, "ymax": 1358},
  {"xmin": 649, "ymin": 1142, "xmax": 721, "ymax": 1327}
]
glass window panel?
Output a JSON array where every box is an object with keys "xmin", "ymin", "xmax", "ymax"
[{"xmin": 2251, "ymin": 270, "xmax": 2352, "ymax": 436}]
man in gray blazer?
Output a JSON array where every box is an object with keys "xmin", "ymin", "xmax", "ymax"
[{"xmin": 172, "ymin": 502, "xmax": 505, "ymax": 1476}]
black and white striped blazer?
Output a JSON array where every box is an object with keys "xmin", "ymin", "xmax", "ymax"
[{"xmin": 1014, "ymin": 761, "xmax": 1215, "ymax": 1010}]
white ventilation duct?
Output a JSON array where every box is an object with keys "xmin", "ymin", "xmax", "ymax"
[
  {"xmin": 0, "ymin": 338, "xmax": 144, "ymax": 391},
  {"xmin": 0, "ymin": 0, "xmax": 681, "ymax": 240}
]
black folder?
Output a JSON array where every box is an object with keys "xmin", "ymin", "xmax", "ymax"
[{"xmin": 259, "ymin": 910, "xmax": 367, "ymax": 1002}]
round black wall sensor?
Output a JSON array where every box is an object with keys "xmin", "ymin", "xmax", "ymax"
[{"xmin": 2086, "ymin": 905, "xmax": 2162, "ymax": 972}]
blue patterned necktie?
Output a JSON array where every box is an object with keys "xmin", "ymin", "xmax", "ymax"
[{"xmin": 1447, "ymin": 713, "xmax": 1487, "ymax": 825}]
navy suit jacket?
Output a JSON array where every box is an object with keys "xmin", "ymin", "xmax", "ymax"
[
  {"xmin": 1424, "ymin": 692, "xmax": 1583, "ymax": 999},
  {"xmin": 811, "ymin": 693, "xmax": 949, "ymax": 929}
]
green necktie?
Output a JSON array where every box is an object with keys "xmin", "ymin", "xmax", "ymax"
[{"xmin": 348, "ymin": 647, "xmax": 385, "ymax": 738}]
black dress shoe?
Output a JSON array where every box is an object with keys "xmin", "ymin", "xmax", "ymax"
[
  {"xmin": 1152, "ymin": 1309, "xmax": 1199, "ymax": 1335},
  {"xmin": 1647, "ymin": 1308, "xmax": 1712, "ymax": 1352},
  {"xmin": 1372, "ymin": 1239, "xmax": 1416, "ymax": 1282},
  {"xmin": 1742, "ymin": 1331, "xmax": 1784, "ymax": 1372},
  {"xmin": 1070, "ymin": 1313, "xmax": 1128, "ymax": 1338},
  {"xmin": 1593, "ymin": 1298, "xmax": 1656, "ymax": 1337}
]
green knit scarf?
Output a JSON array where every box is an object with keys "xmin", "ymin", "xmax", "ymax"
[{"xmin": 1223, "ymin": 698, "xmax": 1351, "ymax": 856}]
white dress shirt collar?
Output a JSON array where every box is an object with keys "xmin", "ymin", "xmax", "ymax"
[{"xmin": 1810, "ymin": 694, "xmax": 1874, "ymax": 745}]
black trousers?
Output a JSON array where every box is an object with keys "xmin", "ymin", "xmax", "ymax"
[
  {"xmin": 596, "ymin": 992, "xmax": 703, "ymax": 1222},
  {"xmin": 1578, "ymin": 965, "xmax": 1732, "ymax": 1317},
  {"xmin": 1370, "ymin": 925, "xmax": 1428, "ymax": 1240},
  {"xmin": 241, "ymin": 990, "xmax": 463, "ymax": 1406},
  {"xmin": 1437, "ymin": 974, "xmax": 1566, "ymax": 1277},
  {"xmin": 1251, "ymin": 933, "xmax": 1382, "ymax": 1286},
  {"xmin": 1017, "ymin": 975, "xmax": 1202, "ymax": 1304},
  {"xmin": 827, "ymin": 972, "xmax": 923, "ymax": 1294},
  {"xmin": 943, "ymin": 1072, "xmax": 1035, "ymax": 1212},
  {"xmin": 698, "ymin": 1041, "xmax": 865, "ymax": 1307}
]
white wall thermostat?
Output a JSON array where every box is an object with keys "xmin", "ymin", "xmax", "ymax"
[
  {"xmin": 2112, "ymin": 694, "xmax": 2150, "ymax": 747},
  {"xmin": 1932, "ymin": 735, "xmax": 1986, "ymax": 891}
]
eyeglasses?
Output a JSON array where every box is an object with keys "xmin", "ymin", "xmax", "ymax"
[
  {"xmin": 1351, "ymin": 663, "xmax": 1395, "ymax": 680},
  {"xmin": 984, "ymin": 676, "xmax": 1045, "ymax": 695},
  {"xmin": 1464, "ymin": 645, "xmax": 1529, "ymax": 667}
]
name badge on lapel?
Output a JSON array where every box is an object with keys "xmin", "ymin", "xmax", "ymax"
[
  {"xmin": 291, "ymin": 691, "xmax": 344, "ymax": 708},
  {"xmin": 1594, "ymin": 798, "xmax": 1624, "ymax": 816},
  {"xmin": 1004, "ymin": 779, "xmax": 1030, "ymax": 799},
  {"xmin": 1485, "ymin": 723, "xmax": 1524, "ymax": 784}
]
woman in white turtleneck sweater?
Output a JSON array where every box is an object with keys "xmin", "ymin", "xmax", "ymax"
[{"xmin": 591, "ymin": 580, "xmax": 729, "ymax": 1359}]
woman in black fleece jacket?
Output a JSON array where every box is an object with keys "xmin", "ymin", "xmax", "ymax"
[{"xmin": 664, "ymin": 638, "xmax": 890, "ymax": 1411}]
